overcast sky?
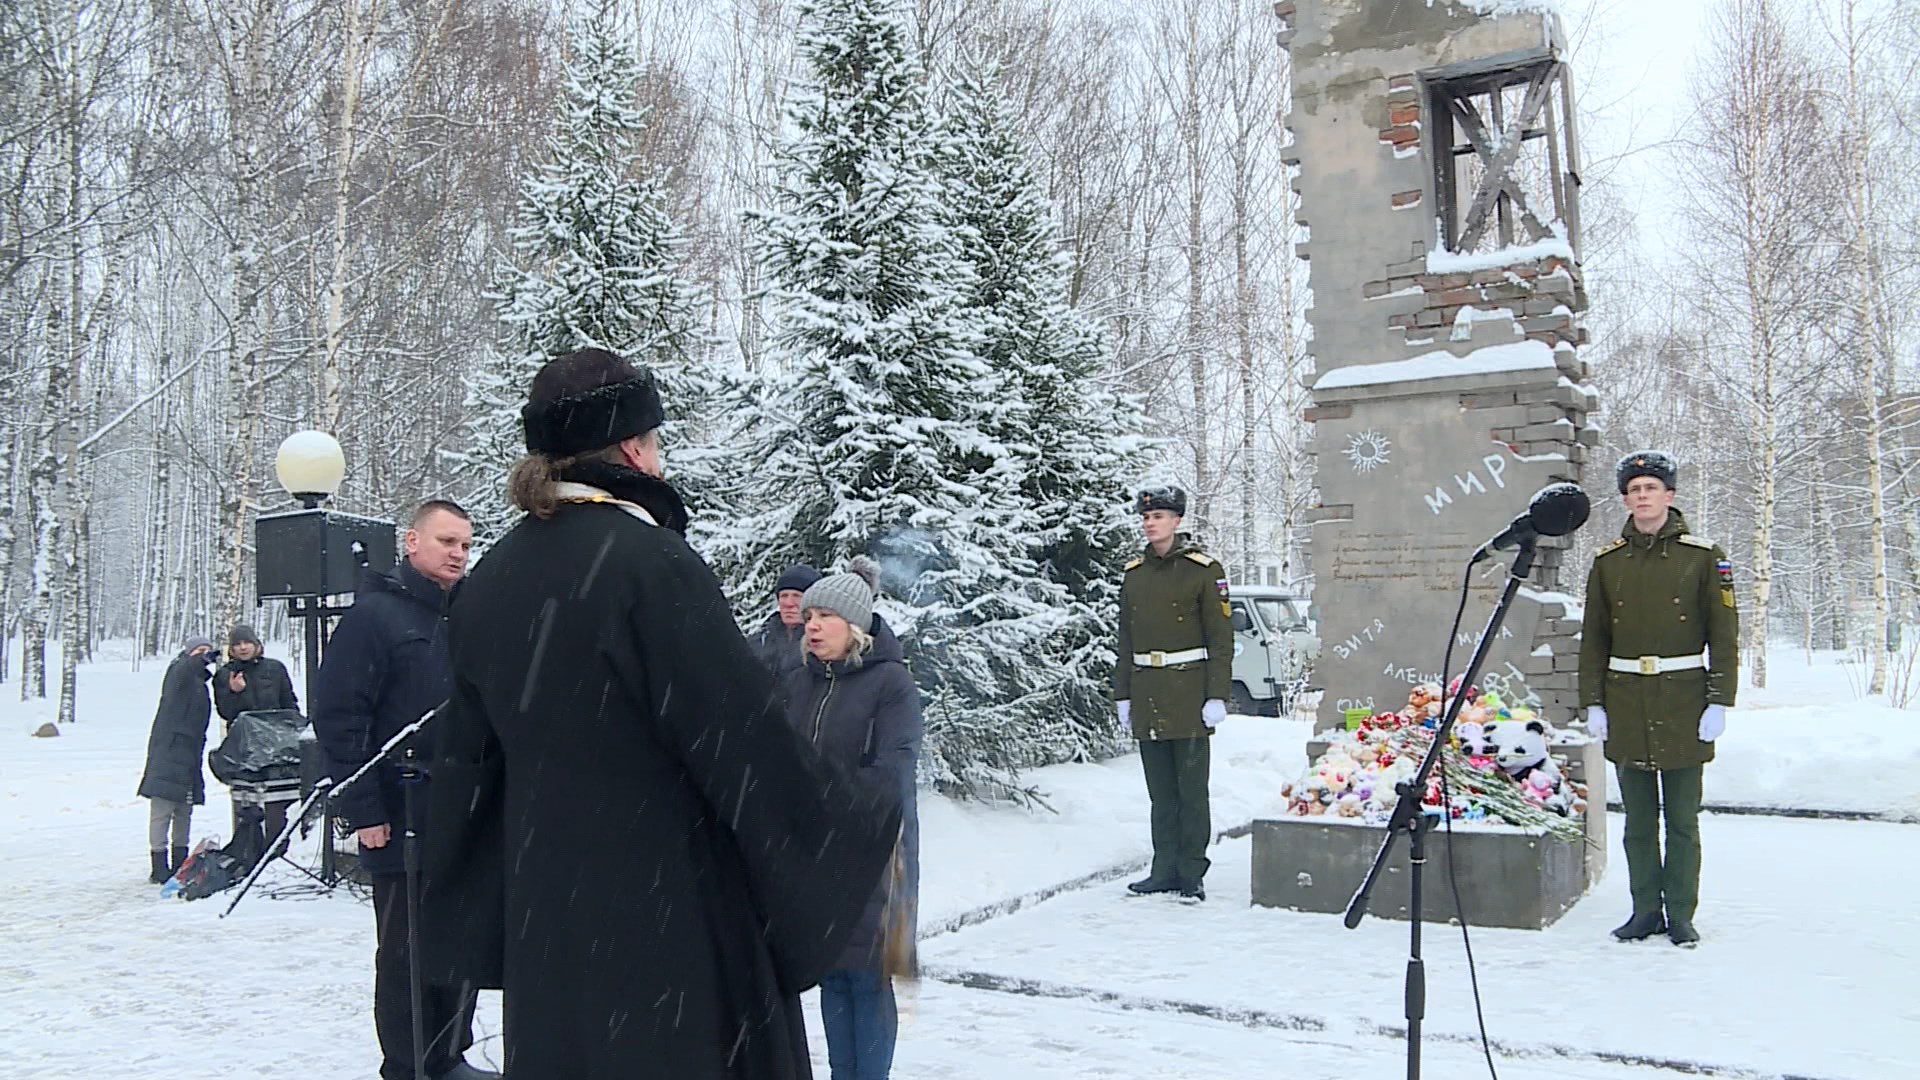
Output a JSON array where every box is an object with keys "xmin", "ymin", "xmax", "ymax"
[{"xmin": 1561, "ymin": 0, "xmax": 1718, "ymax": 271}]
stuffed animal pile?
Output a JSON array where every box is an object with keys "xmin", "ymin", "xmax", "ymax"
[{"xmin": 1280, "ymin": 680, "xmax": 1589, "ymax": 840}]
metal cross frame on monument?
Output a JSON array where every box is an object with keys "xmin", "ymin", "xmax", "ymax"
[{"xmin": 1428, "ymin": 56, "xmax": 1582, "ymax": 253}]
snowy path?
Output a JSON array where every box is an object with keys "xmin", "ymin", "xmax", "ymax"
[{"xmin": 921, "ymin": 821, "xmax": 1917, "ymax": 1080}]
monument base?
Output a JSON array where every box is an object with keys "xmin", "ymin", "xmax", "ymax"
[{"xmin": 1251, "ymin": 816, "xmax": 1590, "ymax": 930}]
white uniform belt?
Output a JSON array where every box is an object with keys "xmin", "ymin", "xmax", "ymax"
[
  {"xmin": 1608, "ymin": 654, "xmax": 1706, "ymax": 675},
  {"xmin": 1133, "ymin": 648, "xmax": 1210, "ymax": 668}
]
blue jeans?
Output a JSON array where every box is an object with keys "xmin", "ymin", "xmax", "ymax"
[{"xmin": 818, "ymin": 968, "xmax": 896, "ymax": 1080}]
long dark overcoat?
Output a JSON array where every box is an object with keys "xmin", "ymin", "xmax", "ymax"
[
  {"xmin": 136, "ymin": 650, "xmax": 215, "ymax": 805},
  {"xmin": 420, "ymin": 465, "xmax": 901, "ymax": 1080},
  {"xmin": 782, "ymin": 615, "xmax": 921, "ymax": 973}
]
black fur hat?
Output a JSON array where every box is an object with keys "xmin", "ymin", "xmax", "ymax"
[
  {"xmin": 1135, "ymin": 485, "xmax": 1186, "ymax": 517},
  {"xmin": 521, "ymin": 349, "xmax": 665, "ymax": 457},
  {"xmin": 1615, "ymin": 450, "xmax": 1678, "ymax": 493}
]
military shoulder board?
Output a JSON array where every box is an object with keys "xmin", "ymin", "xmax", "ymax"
[
  {"xmin": 1183, "ymin": 551, "xmax": 1217, "ymax": 567},
  {"xmin": 1596, "ymin": 538, "xmax": 1627, "ymax": 556},
  {"xmin": 1678, "ymin": 534, "xmax": 1715, "ymax": 549},
  {"xmin": 1124, "ymin": 556, "xmax": 1144, "ymax": 571}
]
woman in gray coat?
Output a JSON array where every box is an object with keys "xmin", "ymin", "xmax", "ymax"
[{"xmin": 782, "ymin": 557, "xmax": 921, "ymax": 1080}]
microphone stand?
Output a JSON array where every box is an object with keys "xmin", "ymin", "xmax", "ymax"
[
  {"xmin": 1343, "ymin": 540, "xmax": 1537, "ymax": 1080},
  {"xmin": 221, "ymin": 708, "xmax": 438, "ymax": 918},
  {"xmin": 402, "ymin": 742, "xmax": 428, "ymax": 1080}
]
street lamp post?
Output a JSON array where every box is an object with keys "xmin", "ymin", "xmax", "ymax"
[{"xmin": 255, "ymin": 431, "xmax": 396, "ymax": 881}]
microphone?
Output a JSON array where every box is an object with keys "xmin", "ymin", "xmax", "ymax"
[{"xmin": 1470, "ymin": 483, "xmax": 1591, "ymax": 564}]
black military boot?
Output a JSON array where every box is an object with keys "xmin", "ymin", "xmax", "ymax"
[
  {"xmin": 1127, "ymin": 876, "xmax": 1179, "ymax": 896},
  {"xmin": 1178, "ymin": 880, "xmax": 1206, "ymax": 903},
  {"xmin": 1610, "ymin": 911, "xmax": 1667, "ymax": 941},
  {"xmin": 1666, "ymin": 917, "xmax": 1700, "ymax": 948},
  {"xmin": 148, "ymin": 851, "xmax": 171, "ymax": 885}
]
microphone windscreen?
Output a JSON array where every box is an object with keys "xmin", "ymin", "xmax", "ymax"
[{"xmin": 1528, "ymin": 483, "xmax": 1591, "ymax": 537}]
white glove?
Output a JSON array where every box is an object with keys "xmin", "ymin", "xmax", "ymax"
[
  {"xmin": 1585, "ymin": 705, "xmax": 1608, "ymax": 739},
  {"xmin": 1116, "ymin": 700, "xmax": 1131, "ymax": 731},
  {"xmin": 1202, "ymin": 699, "xmax": 1227, "ymax": 729},
  {"xmin": 1699, "ymin": 704, "xmax": 1726, "ymax": 742}
]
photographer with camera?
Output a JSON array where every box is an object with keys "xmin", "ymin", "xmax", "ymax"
[
  {"xmin": 214, "ymin": 623, "xmax": 301, "ymax": 860},
  {"xmin": 136, "ymin": 635, "xmax": 219, "ymax": 883}
]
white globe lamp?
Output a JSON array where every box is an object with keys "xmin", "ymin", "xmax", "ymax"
[{"xmin": 275, "ymin": 431, "xmax": 346, "ymax": 508}]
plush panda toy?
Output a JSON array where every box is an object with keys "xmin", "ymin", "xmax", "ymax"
[{"xmin": 1481, "ymin": 718, "xmax": 1562, "ymax": 786}]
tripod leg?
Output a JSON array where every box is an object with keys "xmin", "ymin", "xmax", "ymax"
[
  {"xmin": 1406, "ymin": 813, "xmax": 1427, "ymax": 1080},
  {"xmin": 404, "ymin": 751, "xmax": 426, "ymax": 1080}
]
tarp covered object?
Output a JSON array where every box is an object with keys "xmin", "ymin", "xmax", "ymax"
[{"xmin": 208, "ymin": 709, "xmax": 309, "ymax": 785}]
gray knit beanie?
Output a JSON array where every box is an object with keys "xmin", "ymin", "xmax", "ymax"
[{"xmin": 800, "ymin": 555, "xmax": 882, "ymax": 631}]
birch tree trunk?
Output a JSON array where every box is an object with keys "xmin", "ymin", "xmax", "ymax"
[
  {"xmin": 317, "ymin": 0, "xmax": 383, "ymax": 432},
  {"xmin": 1178, "ymin": 0, "xmax": 1210, "ymax": 529},
  {"xmin": 1226, "ymin": 0, "xmax": 1257, "ymax": 575},
  {"xmin": 214, "ymin": 0, "xmax": 280, "ymax": 638},
  {"xmin": 1814, "ymin": 480, "xmax": 1845, "ymax": 650},
  {"xmin": 1838, "ymin": 0, "xmax": 1890, "ymax": 693}
]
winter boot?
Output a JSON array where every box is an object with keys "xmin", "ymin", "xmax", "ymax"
[
  {"xmin": 1610, "ymin": 911, "xmax": 1666, "ymax": 941},
  {"xmin": 148, "ymin": 851, "xmax": 171, "ymax": 885},
  {"xmin": 1127, "ymin": 876, "xmax": 1179, "ymax": 896},
  {"xmin": 1178, "ymin": 880, "xmax": 1207, "ymax": 903},
  {"xmin": 1666, "ymin": 917, "xmax": 1700, "ymax": 948},
  {"xmin": 169, "ymin": 845, "xmax": 189, "ymax": 877}
]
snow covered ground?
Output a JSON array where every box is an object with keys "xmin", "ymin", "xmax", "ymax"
[{"xmin": 1, "ymin": 644, "xmax": 1913, "ymax": 1078}]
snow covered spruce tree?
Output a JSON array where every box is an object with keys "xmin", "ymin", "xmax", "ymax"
[
  {"xmin": 711, "ymin": 0, "xmax": 1117, "ymax": 800},
  {"xmin": 934, "ymin": 60, "xmax": 1148, "ymax": 764},
  {"xmin": 459, "ymin": 5, "xmax": 707, "ymax": 543}
]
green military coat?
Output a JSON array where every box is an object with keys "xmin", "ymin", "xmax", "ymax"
[
  {"xmin": 1113, "ymin": 535, "xmax": 1233, "ymax": 741},
  {"xmin": 1578, "ymin": 509, "xmax": 1739, "ymax": 770}
]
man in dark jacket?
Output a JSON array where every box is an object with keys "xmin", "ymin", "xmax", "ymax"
[
  {"xmin": 783, "ymin": 557, "xmax": 921, "ymax": 1080},
  {"xmin": 422, "ymin": 348, "xmax": 901, "ymax": 1080},
  {"xmin": 215, "ymin": 623, "xmax": 301, "ymax": 858},
  {"xmin": 1113, "ymin": 486, "xmax": 1233, "ymax": 902},
  {"xmin": 312, "ymin": 500, "xmax": 492, "ymax": 1080},
  {"xmin": 751, "ymin": 564, "xmax": 821, "ymax": 685},
  {"xmin": 137, "ymin": 635, "xmax": 217, "ymax": 883},
  {"xmin": 1579, "ymin": 452, "xmax": 1739, "ymax": 948}
]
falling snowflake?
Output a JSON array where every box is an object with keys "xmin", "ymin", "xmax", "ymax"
[{"xmin": 1346, "ymin": 430, "xmax": 1392, "ymax": 472}]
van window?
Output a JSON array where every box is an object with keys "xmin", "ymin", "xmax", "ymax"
[{"xmin": 1255, "ymin": 598, "xmax": 1307, "ymax": 633}]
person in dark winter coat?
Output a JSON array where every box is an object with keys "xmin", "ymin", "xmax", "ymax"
[
  {"xmin": 783, "ymin": 557, "xmax": 922, "ymax": 1080},
  {"xmin": 312, "ymin": 500, "xmax": 492, "ymax": 1080},
  {"xmin": 136, "ymin": 635, "xmax": 217, "ymax": 883},
  {"xmin": 421, "ymin": 348, "xmax": 903, "ymax": 1080},
  {"xmin": 214, "ymin": 623, "xmax": 301, "ymax": 858},
  {"xmin": 214, "ymin": 623, "xmax": 299, "ymax": 722},
  {"xmin": 751, "ymin": 563, "xmax": 822, "ymax": 686}
]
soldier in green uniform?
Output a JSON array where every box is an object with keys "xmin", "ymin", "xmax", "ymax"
[
  {"xmin": 1578, "ymin": 452, "xmax": 1739, "ymax": 947},
  {"xmin": 1114, "ymin": 486, "xmax": 1233, "ymax": 901}
]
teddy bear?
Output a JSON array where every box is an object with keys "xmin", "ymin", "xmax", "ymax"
[
  {"xmin": 1406, "ymin": 682, "xmax": 1443, "ymax": 719},
  {"xmin": 1454, "ymin": 720, "xmax": 1492, "ymax": 757},
  {"xmin": 1480, "ymin": 718, "xmax": 1563, "ymax": 788}
]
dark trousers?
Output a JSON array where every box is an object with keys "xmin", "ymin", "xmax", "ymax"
[
  {"xmin": 1616, "ymin": 764, "xmax": 1704, "ymax": 922},
  {"xmin": 1140, "ymin": 736, "xmax": 1211, "ymax": 884},
  {"xmin": 373, "ymin": 873, "xmax": 477, "ymax": 1080},
  {"xmin": 818, "ymin": 968, "xmax": 897, "ymax": 1080}
]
